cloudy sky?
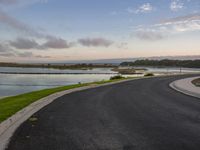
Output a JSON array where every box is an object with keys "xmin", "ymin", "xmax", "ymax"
[{"xmin": 0, "ymin": 0, "xmax": 200, "ymax": 62}]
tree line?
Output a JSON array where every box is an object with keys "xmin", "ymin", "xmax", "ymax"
[{"xmin": 120, "ymin": 59, "xmax": 200, "ymax": 68}]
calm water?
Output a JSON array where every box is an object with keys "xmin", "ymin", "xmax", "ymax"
[
  {"xmin": 0, "ymin": 66, "xmax": 199, "ymax": 98},
  {"xmin": 0, "ymin": 67, "xmax": 118, "ymax": 98},
  {"xmin": 0, "ymin": 67, "xmax": 116, "ymax": 74},
  {"xmin": 0, "ymin": 74, "xmax": 115, "ymax": 98}
]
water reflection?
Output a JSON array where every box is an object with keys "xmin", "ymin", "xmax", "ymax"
[
  {"xmin": 0, "ymin": 66, "xmax": 199, "ymax": 98},
  {"xmin": 0, "ymin": 74, "xmax": 113, "ymax": 97}
]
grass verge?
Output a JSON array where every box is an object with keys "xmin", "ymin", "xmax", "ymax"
[{"xmin": 0, "ymin": 77, "xmax": 136, "ymax": 123}]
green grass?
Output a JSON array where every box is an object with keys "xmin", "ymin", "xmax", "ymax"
[{"xmin": 0, "ymin": 77, "xmax": 136, "ymax": 123}]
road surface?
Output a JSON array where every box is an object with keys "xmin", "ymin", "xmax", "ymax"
[{"xmin": 7, "ymin": 75, "xmax": 200, "ymax": 150}]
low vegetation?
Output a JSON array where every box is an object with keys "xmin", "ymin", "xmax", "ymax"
[
  {"xmin": 110, "ymin": 75, "xmax": 125, "ymax": 80},
  {"xmin": 192, "ymin": 78, "xmax": 200, "ymax": 87},
  {"xmin": 144, "ymin": 73, "xmax": 154, "ymax": 77},
  {"xmin": 0, "ymin": 77, "xmax": 136, "ymax": 123},
  {"xmin": 0, "ymin": 62, "xmax": 117, "ymax": 70}
]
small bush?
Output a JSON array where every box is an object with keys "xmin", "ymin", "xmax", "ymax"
[
  {"xmin": 110, "ymin": 75, "xmax": 125, "ymax": 80},
  {"xmin": 192, "ymin": 78, "xmax": 200, "ymax": 87},
  {"xmin": 144, "ymin": 73, "xmax": 154, "ymax": 77}
]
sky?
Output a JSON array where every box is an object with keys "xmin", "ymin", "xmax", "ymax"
[{"xmin": 0, "ymin": 0, "xmax": 200, "ymax": 62}]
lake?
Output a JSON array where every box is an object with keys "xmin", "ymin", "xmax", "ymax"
[
  {"xmin": 0, "ymin": 67, "xmax": 119, "ymax": 98},
  {"xmin": 0, "ymin": 66, "xmax": 199, "ymax": 98},
  {"xmin": 0, "ymin": 67, "xmax": 116, "ymax": 74}
]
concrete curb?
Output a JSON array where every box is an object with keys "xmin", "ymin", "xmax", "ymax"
[
  {"xmin": 0, "ymin": 77, "xmax": 144, "ymax": 150},
  {"xmin": 170, "ymin": 76, "xmax": 200, "ymax": 99}
]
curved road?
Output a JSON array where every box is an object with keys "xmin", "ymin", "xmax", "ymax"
[{"xmin": 7, "ymin": 75, "xmax": 200, "ymax": 150}]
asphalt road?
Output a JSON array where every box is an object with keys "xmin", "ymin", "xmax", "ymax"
[{"xmin": 7, "ymin": 75, "xmax": 200, "ymax": 150}]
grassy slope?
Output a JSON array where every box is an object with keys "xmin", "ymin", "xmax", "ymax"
[{"xmin": 0, "ymin": 78, "xmax": 134, "ymax": 123}]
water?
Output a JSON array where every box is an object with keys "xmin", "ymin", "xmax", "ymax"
[
  {"xmin": 0, "ymin": 67, "xmax": 116, "ymax": 74},
  {"xmin": 0, "ymin": 66, "xmax": 199, "ymax": 98},
  {"xmin": 0, "ymin": 67, "xmax": 119, "ymax": 98},
  {"xmin": 0, "ymin": 74, "xmax": 116, "ymax": 98}
]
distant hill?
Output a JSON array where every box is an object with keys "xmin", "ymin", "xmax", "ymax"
[
  {"xmin": 1, "ymin": 55, "xmax": 200, "ymax": 65},
  {"xmin": 120, "ymin": 59, "xmax": 200, "ymax": 68},
  {"xmin": 60, "ymin": 55, "xmax": 200, "ymax": 65}
]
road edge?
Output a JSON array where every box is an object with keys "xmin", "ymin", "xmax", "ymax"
[{"xmin": 170, "ymin": 76, "xmax": 200, "ymax": 99}]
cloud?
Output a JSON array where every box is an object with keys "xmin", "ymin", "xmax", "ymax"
[
  {"xmin": 134, "ymin": 14, "xmax": 200, "ymax": 41},
  {"xmin": 0, "ymin": 43, "xmax": 10, "ymax": 52},
  {"xmin": 0, "ymin": 9, "xmax": 113, "ymax": 52},
  {"xmin": 0, "ymin": 10, "xmax": 46, "ymax": 38},
  {"xmin": 0, "ymin": 43, "xmax": 17, "ymax": 56},
  {"xmin": 133, "ymin": 13, "xmax": 200, "ymax": 41},
  {"xmin": 0, "ymin": 52, "xmax": 15, "ymax": 57},
  {"xmin": 16, "ymin": 51, "xmax": 34, "ymax": 57},
  {"xmin": 170, "ymin": 0, "xmax": 184, "ymax": 11},
  {"xmin": 135, "ymin": 29, "xmax": 165, "ymax": 41},
  {"xmin": 9, "ymin": 38, "xmax": 40, "ymax": 49},
  {"xmin": 0, "ymin": 0, "xmax": 18, "ymax": 5},
  {"xmin": 0, "ymin": 2, "xmax": 71, "ymax": 58},
  {"xmin": 127, "ymin": 3, "xmax": 154, "ymax": 14},
  {"xmin": 0, "ymin": 10, "xmax": 69, "ymax": 42},
  {"xmin": 42, "ymin": 37, "xmax": 73, "ymax": 49},
  {"xmin": 0, "ymin": 10, "xmax": 73, "ymax": 50},
  {"xmin": 10, "ymin": 37, "xmax": 113, "ymax": 50},
  {"xmin": 15, "ymin": 51, "xmax": 50, "ymax": 58},
  {"xmin": 0, "ymin": 42, "xmax": 51, "ymax": 58},
  {"xmin": 0, "ymin": 43, "xmax": 18, "ymax": 57},
  {"xmin": 34, "ymin": 54, "xmax": 51, "ymax": 58},
  {"xmin": 0, "ymin": 0, "xmax": 48, "ymax": 6},
  {"xmin": 160, "ymin": 13, "xmax": 200, "ymax": 23},
  {"xmin": 9, "ymin": 37, "xmax": 73, "ymax": 50},
  {"xmin": 135, "ymin": 3, "xmax": 154, "ymax": 14},
  {"xmin": 78, "ymin": 38, "xmax": 113, "ymax": 47},
  {"xmin": 171, "ymin": 20, "xmax": 200, "ymax": 32},
  {"xmin": 0, "ymin": 43, "xmax": 17, "ymax": 57},
  {"xmin": 116, "ymin": 42, "xmax": 128, "ymax": 49},
  {"xmin": 157, "ymin": 13, "xmax": 200, "ymax": 32}
]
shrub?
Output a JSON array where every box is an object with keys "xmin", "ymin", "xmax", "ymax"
[
  {"xmin": 110, "ymin": 75, "xmax": 125, "ymax": 80},
  {"xmin": 192, "ymin": 78, "xmax": 200, "ymax": 87},
  {"xmin": 144, "ymin": 73, "xmax": 154, "ymax": 77}
]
